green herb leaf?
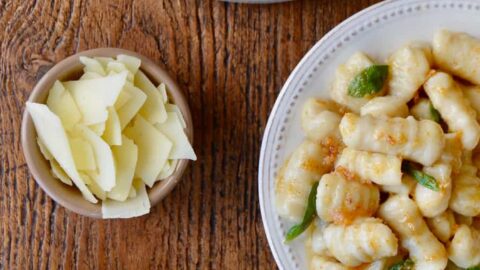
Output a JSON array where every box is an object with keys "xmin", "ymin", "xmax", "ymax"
[
  {"xmin": 429, "ymin": 102, "xmax": 441, "ymax": 123},
  {"xmin": 467, "ymin": 265, "xmax": 480, "ymax": 270},
  {"xmin": 348, "ymin": 65, "xmax": 389, "ymax": 98},
  {"xmin": 285, "ymin": 181, "xmax": 319, "ymax": 242},
  {"xmin": 402, "ymin": 162, "xmax": 440, "ymax": 192},
  {"xmin": 388, "ymin": 259, "xmax": 414, "ymax": 270}
]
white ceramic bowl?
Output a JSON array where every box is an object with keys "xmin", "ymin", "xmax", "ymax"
[{"xmin": 258, "ymin": 0, "xmax": 480, "ymax": 268}]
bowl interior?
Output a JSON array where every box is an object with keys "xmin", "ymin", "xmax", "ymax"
[{"xmin": 21, "ymin": 48, "xmax": 193, "ymax": 218}]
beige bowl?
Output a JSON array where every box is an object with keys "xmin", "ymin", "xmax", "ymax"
[{"xmin": 21, "ymin": 48, "xmax": 193, "ymax": 218}]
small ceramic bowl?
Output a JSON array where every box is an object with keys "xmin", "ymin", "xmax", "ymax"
[{"xmin": 21, "ymin": 48, "xmax": 194, "ymax": 218}]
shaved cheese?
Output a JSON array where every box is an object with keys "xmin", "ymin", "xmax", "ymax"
[
  {"xmin": 128, "ymin": 186, "xmax": 137, "ymax": 198},
  {"xmin": 108, "ymin": 136, "xmax": 138, "ymax": 201},
  {"xmin": 124, "ymin": 116, "xmax": 172, "ymax": 186},
  {"xmin": 117, "ymin": 54, "xmax": 141, "ymax": 75},
  {"xmin": 94, "ymin": 57, "xmax": 114, "ymax": 69},
  {"xmin": 155, "ymin": 112, "xmax": 196, "ymax": 160},
  {"xmin": 102, "ymin": 107, "xmax": 122, "ymax": 145},
  {"xmin": 135, "ymin": 70, "xmax": 167, "ymax": 124},
  {"xmin": 26, "ymin": 102, "xmax": 97, "ymax": 203},
  {"xmin": 114, "ymin": 89, "xmax": 132, "ymax": 110},
  {"xmin": 165, "ymin": 103, "xmax": 186, "ymax": 129},
  {"xmin": 37, "ymin": 137, "xmax": 53, "ymax": 160},
  {"xmin": 30, "ymin": 54, "xmax": 196, "ymax": 212},
  {"xmin": 157, "ymin": 83, "xmax": 168, "ymax": 103},
  {"xmin": 80, "ymin": 72, "xmax": 102, "ymax": 80},
  {"xmin": 69, "ymin": 137, "xmax": 96, "ymax": 171},
  {"xmin": 46, "ymin": 81, "xmax": 82, "ymax": 131},
  {"xmin": 107, "ymin": 61, "xmax": 134, "ymax": 81},
  {"xmin": 79, "ymin": 170, "xmax": 93, "ymax": 184},
  {"xmin": 117, "ymin": 82, "xmax": 147, "ymax": 129},
  {"xmin": 88, "ymin": 122, "xmax": 106, "ymax": 136},
  {"xmin": 50, "ymin": 159, "xmax": 73, "ymax": 185},
  {"xmin": 64, "ymin": 71, "xmax": 127, "ymax": 125},
  {"xmin": 80, "ymin": 172, "xmax": 106, "ymax": 200},
  {"xmin": 158, "ymin": 159, "xmax": 178, "ymax": 179},
  {"xmin": 102, "ymin": 182, "xmax": 150, "ymax": 219},
  {"xmin": 79, "ymin": 56, "xmax": 106, "ymax": 76},
  {"xmin": 107, "ymin": 61, "xmax": 128, "ymax": 73},
  {"xmin": 77, "ymin": 125, "xmax": 116, "ymax": 192}
]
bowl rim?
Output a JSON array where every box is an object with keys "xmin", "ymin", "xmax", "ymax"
[{"xmin": 21, "ymin": 48, "xmax": 194, "ymax": 218}]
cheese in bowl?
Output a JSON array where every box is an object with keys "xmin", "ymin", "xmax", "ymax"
[{"xmin": 26, "ymin": 54, "xmax": 196, "ymax": 218}]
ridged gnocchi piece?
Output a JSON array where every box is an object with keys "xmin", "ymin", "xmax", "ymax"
[
  {"xmin": 424, "ymin": 72, "xmax": 480, "ymax": 150},
  {"xmin": 310, "ymin": 256, "xmax": 348, "ymax": 270},
  {"xmin": 360, "ymin": 96, "xmax": 409, "ymax": 118},
  {"xmin": 449, "ymin": 163, "xmax": 480, "ymax": 217},
  {"xmin": 330, "ymin": 53, "xmax": 382, "ymax": 113},
  {"xmin": 301, "ymin": 98, "xmax": 345, "ymax": 142},
  {"xmin": 378, "ymin": 195, "xmax": 448, "ymax": 270},
  {"xmin": 410, "ymin": 98, "xmax": 435, "ymax": 121},
  {"xmin": 323, "ymin": 218, "xmax": 398, "ymax": 267},
  {"xmin": 387, "ymin": 43, "xmax": 433, "ymax": 102},
  {"xmin": 316, "ymin": 172, "xmax": 379, "ymax": 224},
  {"xmin": 426, "ymin": 210, "xmax": 456, "ymax": 243},
  {"xmin": 440, "ymin": 133, "xmax": 463, "ymax": 174},
  {"xmin": 380, "ymin": 175, "xmax": 416, "ymax": 195},
  {"xmin": 362, "ymin": 256, "xmax": 406, "ymax": 270},
  {"xmin": 339, "ymin": 113, "xmax": 445, "ymax": 166},
  {"xmin": 433, "ymin": 29, "xmax": 480, "ymax": 85},
  {"xmin": 307, "ymin": 218, "xmax": 331, "ymax": 257},
  {"xmin": 413, "ymin": 163, "xmax": 452, "ymax": 217},
  {"xmin": 335, "ymin": 147, "xmax": 402, "ymax": 185},
  {"xmin": 448, "ymin": 225, "xmax": 480, "ymax": 268},
  {"xmin": 463, "ymin": 84, "xmax": 480, "ymax": 121},
  {"xmin": 275, "ymin": 140, "xmax": 340, "ymax": 222}
]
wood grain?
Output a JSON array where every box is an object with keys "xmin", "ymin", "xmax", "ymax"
[{"xmin": 0, "ymin": 0, "xmax": 380, "ymax": 269}]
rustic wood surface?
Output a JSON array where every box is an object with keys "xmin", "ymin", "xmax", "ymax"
[{"xmin": 0, "ymin": 0, "xmax": 381, "ymax": 269}]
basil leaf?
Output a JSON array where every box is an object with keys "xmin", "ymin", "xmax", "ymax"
[
  {"xmin": 388, "ymin": 259, "xmax": 414, "ymax": 270},
  {"xmin": 467, "ymin": 265, "xmax": 480, "ymax": 270},
  {"xmin": 402, "ymin": 162, "xmax": 440, "ymax": 192},
  {"xmin": 348, "ymin": 65, "xmax": 389, "ymax": 98},
  {"xmin": 429, "ymin": 102, "xmax": 441, "ymax": 123},
  {"xmin": 285, "ymin": 181, "xmax": 319, "ymax": 242}
]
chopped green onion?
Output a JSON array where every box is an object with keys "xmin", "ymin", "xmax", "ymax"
[
  {"xmin": 285, "ymin": 182, "xmax": 319, "ymax": 242},
  {"xmin": 348, "ymin": 65, "xmax": 388, "ymax": 98},
  {"xmin": 388, "ymin": 259, "xmax": 414, "ymax": 270},
  {"xmin": 429, "ymin": 102, "xmax": 441, "ymax": 123},
  {"xmin": 402, "ymin": 162, "xmax": 439, "ymax": 192}
]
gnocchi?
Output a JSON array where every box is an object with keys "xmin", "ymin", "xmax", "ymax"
[
  {"xmin": 316, "ymin": 172, "xmax": 379, "ymax": 224},
  {"xmin": 335, "ymin": 147, "xmax": 402, "ymax": 186},
  {"xmin": 433, "ymin": 29, "xmax": 480, "ymax": 85},
  {"xmin": 413, "ymin": 163, "xmax": 452, "ymax": 218},
  {"xmin": 379, "ymin": 195, "xmax": 448, "ymax": 270},
  {"xmin": 275, "ymin": 29, "xmax": 480, "ymax": 269},
  {"xmin": 301, "ymin": 98, "xmax": 345, "ymax": 142},
  {"xmin": 330, "ymin": 52, "xmax": 383, "ymax": 112},
  {"xmin": 275, "ymin": 140, "xmax": 340, "ymax": 222},
  {"xmin": 426, "ymin": 210, "xmax": 456, "ymax": 243},
  {"xmin": 360, "ymin": 96, "xmax": 409, "ymax": 118},
  {"xmin": 448, "ymin": 225, "xmax": 480, "ymax": 268},
  {"xmin": 449, "ymin": 163, "xmax": 480, "ymax": 217},
  {"xmin": 387, "ymin": 43, "xmax": 433, "ymax": 102},
  {"xmin": 340, "ymin": 113, "xmax": 445, "ymax": 166},
  {"xmin": 424, "ymin": 72, "xmax": 480, "ymax": 150},
  {"xmin": 323, "ymin": 218, "xmax": 398, "ymax": 267}
]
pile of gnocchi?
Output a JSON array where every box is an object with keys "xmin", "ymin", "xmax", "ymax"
[
  {"xmin": 27, "ymin": 54, "xmax": 196, "ymax": 218},
  {"xmin": 275, "ymin": 29, "xmax": 480, "ymax": 270}
]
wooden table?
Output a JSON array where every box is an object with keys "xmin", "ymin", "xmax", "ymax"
[{"xmin": 0, "ymin": 0, "xmax": 380, "ymax": 269}]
